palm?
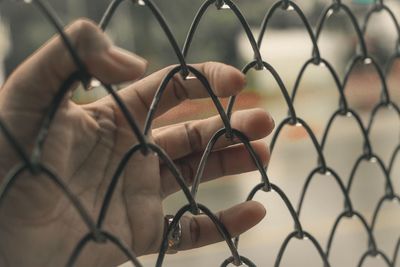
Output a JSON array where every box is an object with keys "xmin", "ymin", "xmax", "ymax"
[
  {"xmin": 58, "ymin": 98, "xmax": 165, "ymax": 261},
  {"xmin": 0, "ymin": 20, "xmax": 273, "ymax": 267},
  {"xmin": 0, "ymin": 97, "xmax": 163, "ymax": 266}
]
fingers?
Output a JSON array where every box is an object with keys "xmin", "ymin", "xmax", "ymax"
[
  {"xmin": 1, "ymin": 19, "xmax": 147, "ymax": 111},
  {"xmin": 116, "ymin": 62, "xmax": 246, "ymax": 120},
  {"xmin": 153, "ymin": 108, "xmax": 274, "ymax": 161},
  {"xmin": 160, "ymin": 140, "xmax": 269, "ymax": 196},
  {"xmin": 177, "ymin": 201, "xmax": 266, "ymax": 250}
]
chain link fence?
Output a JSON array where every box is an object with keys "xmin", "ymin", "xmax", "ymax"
[{"xmin": 0, "ymin": 0, "xmax": 399, "ymax": 266}]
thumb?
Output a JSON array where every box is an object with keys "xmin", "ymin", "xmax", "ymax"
[{"xmin": 0, "ymin": 19, "xmax": 147, "ymax": 111}]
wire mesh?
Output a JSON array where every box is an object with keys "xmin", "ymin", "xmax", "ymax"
[{"xmin": 0, "ymin": 0, "xmax": 399, "ymax": 266}]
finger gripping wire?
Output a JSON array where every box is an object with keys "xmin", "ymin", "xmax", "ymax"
[{"xmin": 0, "ymin": 0, "xmax": 399, "ymax": 267}]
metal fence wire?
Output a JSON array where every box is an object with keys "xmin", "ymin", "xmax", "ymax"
[{"xmin": 0, "ymin": 0, "xmax": 399, "ymax": 266}]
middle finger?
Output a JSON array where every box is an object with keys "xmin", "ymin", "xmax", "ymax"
[{"xmin": 153, "ymin": 108, "xmax": 274, "ymax": 161}]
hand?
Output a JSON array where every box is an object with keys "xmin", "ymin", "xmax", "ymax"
[{"xmin": 0, "ymin": 19, "xmax": 274, "ymax": 267}]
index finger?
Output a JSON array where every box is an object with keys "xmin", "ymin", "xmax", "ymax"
[
  {"xmin": 2, "ymin": 19, "xmax": 147, "ymax": 112},
  {"xmin": 116, "ymin": 62, "xmax": 246, "ymax": 121}
]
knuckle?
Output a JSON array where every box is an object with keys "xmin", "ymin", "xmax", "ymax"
[
  {"xmin": 171, "ymin": 74, "xmax": 188, "ymax": 101},
  {"xmin": 217, "ymin": 210, "xmax": 225, "ymax": 224},
  {"xmin": 67, "ymin": 18, "xmax": 109, "ymax": 57},
  {"xmin": 185, "ymin": 122, "xmax": 202, "ymax": 152},
  {"xmin": 70, "ymin": 18, "xmax": 99, "ymax": 37}
]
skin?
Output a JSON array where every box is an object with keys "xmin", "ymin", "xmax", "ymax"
[{"xmin": 0, "ymin": 19, "xmax": 274, "ymax": 267}]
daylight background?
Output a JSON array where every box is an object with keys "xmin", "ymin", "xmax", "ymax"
[{"xmin": 0, "ymin": 0, "xmax": 399, "ymax": 266}]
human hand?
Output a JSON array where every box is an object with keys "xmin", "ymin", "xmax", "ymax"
[{"xmin": 0, "ymin": 19, "xmax": 274, "ymax": 267}]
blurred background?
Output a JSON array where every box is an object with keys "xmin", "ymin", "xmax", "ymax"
[{"xmin": 0, "ymin": 0, "xmax": 399, "ymax": 266}]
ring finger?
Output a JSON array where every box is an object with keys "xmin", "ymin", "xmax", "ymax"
[{"xmin": 159, "ymin": 140, "xmax": 269, "ymax": 197}]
